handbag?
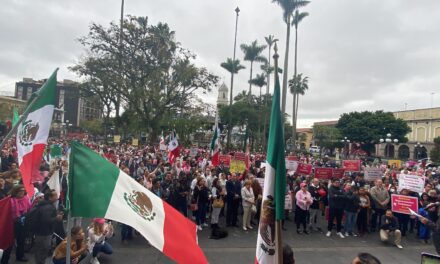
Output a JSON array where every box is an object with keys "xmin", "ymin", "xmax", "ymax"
[
  {"xmin": 190, "ymin": 203, "xmax": 198, "ymax": 211},
  {"xmin": 212, "ymin": 198, "xmax": 224, "ymax": 208},
  {"xmin": 251, "ymin": 204, "xmax": 257, "ymax": 214}
]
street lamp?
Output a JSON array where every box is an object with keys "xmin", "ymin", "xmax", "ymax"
[
  {"xmin": 227, "ymin": 6, "xmax": 240, "ymax": 150},
  {"xmin": 340, "ymin": 137, "xmax": 350, "ymax": 159},
  {"xmin": 415, "ymin": 142, "xmax": 424, "ymax": 160},
  {"xmin": 379, "ymin": 133, "xmax": 398, "ymax": 158}
]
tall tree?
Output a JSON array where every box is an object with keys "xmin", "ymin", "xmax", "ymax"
[
  {"xmin": 264, "ymin": 35, "xmax": 278, "ymax": 95},
  {"xmin": 249, "ymin": 73, "xmax": 267, "ymax": 99},
  {"xmin": 336, "ymin": 111, "xmax": 411, "ymax": 154},
  {"xmin": 240, "ymin": 40, "xmax": 267, "ymax": 100},
  {"xmin": 290, "ymin": 9, "xmax": 309, "ymax": 149},
  {"xmin": 249, "ymin": 73, "xmax": 267, "ymax": 147},
  {"xmin": 288, "ymin": 73, "xmax": 309, "ymax": 146},
  {"xmin": 220, "ymin": 58, "xmax": 245, "ymax": 150},
  {"xmin": 71, "ymin": 16, "xmax": 218, "ymax": 143},
  {"xmin": 272, "ymin": 0, "xmax": 310, "ymax": 115}
]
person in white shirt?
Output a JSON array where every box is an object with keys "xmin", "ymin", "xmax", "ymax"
[{"xmin": 241, "ymin": 180, "xmax": 255, "ymax": 231}]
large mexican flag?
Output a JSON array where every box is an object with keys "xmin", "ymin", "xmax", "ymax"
[
  {"xmin": 255, "ymin": 68, "xmax": 286, "ymax": 264},
  {"xmin": 17, "ymin": 70, "xmax": 57, "ymax": 196},
  {"xmin": 68, "ymin": 141, "xmax": 207, "ymax": 264}
]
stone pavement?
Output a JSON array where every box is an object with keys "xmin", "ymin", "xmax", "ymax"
[{"xmin": 9, "ymin": 216, "xmax": 434, "ymax": 264}]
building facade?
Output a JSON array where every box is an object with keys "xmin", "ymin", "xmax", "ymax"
[
  {"xmin": 389, "ymin": 107, "xmax": 440, "ymax": 160},
  {"xmin": 217, "ymin": 83, "xmax": 229, "ymax": 105},
  {"xmin": 15, "ymin": 78, "xmax": 102, "ymax": 126}
]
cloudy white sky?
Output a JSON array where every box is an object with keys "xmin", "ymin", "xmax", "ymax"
[{"xmin": 1, "ymin": 0, "xmax": 440, "ymax": 128}]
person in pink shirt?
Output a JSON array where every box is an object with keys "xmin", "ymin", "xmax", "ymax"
[
  {"xmin": 10, "ymin": 184, "xmax": 32, "ymax": 262},
  {"xmin": 295, "ymin": 182, "xmax": 313, "ymax": 234}
]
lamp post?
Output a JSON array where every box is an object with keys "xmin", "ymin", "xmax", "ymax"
[
  {"xmin": 415, "ymin": 142, "xmax": 424, "ymax": 160},
  {"xmin": 379, "ymin": 133, "xmax": 398, "ymax": 158},
  {"xmin": 340, "ymin": 137, "xmax": 350, "ymax": 159},
  {"xmin": 227, "ymin": 6, "xmax": 240, "ymax": 151}
]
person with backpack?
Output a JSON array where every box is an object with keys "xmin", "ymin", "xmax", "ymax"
[
  {"xmin": 33, "ymin": 189, "xmax": 64, "ymax": 264},
  {"xmin": 10, "ymin": 185, "xmax": 31, "ymax": 262}
]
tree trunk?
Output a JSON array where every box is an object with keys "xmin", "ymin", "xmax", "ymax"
[
  {"xmin": 292, "ymin": 24, "xmax": 299, "ymax": 150},
  {"xmin": 227, "ymin": 70, "xmax": 235, "ymax": 151},
  {"xmin": 281, "ymin": 15, "xmax": 291, "ymax": 115},
  {"xmin": 248, "ymin": 61, "xmax": 253, "ymax": 102},
  {"xmin": 263, "ymin": 45, "xmax": 271, "ymax": 151}
]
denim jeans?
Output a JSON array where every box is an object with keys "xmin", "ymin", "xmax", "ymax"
[
  {"xmin": 196, "ymin": 202, "xmax": 207, "ymax": 225},
  {"xmin": 121, "ymin": 224, "xmax": 133, "ymax": 241},
  {"xmin": 345, "ymin": 211, "xmax": 357, "ymax": 234},
  {"xmin": 92, "ymin": 241, "xmax": 113, "ymax": 257}
]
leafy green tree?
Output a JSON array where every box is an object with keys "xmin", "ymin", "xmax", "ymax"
[
  {"xmin": 288, "ymin": 73, "xmax": 309, "ymax": 146},
  {"xmin": 249, "ymin": 73, "xmax": 267, "ymax": 98},
  {"xmin": 271, "ymin": 0, "xmax": 310, "ymax": 114},
  {"xmin": 430, "ymin": 137, "xmax": 440, "ymax": 163},
  {"xmin": 240, "ymin": 40, "xmax": 267, "ymax": 98},
  {"xmin": 336, "ymin": 111, "xmax": 411, "ymax": 153},
  {"xmin": 71, "ymin": 16, "xmax": 218, "ymax": 143},
  {"xmin": 80, "ymin": 119, "xmax": 104, "ymax": 135},
  {"xmin": 313, "ymin": 125, "xmax": 343, "ymax": 154}
]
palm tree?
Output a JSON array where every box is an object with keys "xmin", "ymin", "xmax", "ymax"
[
  {"xmin": 240, "ymin": 40, "xmax": 267, "ymax": 100},
  {"xmin": 290, "ymin": 10, "xmax": 309, "ymax": 149},
  {"xmin": 249, "ymin": 73, "xmax": 267, "ymax": 147},
  {"xmin": 264, "ymin": 35, "xmax": 278, "ymax": 95},
  {"xmin": 289, "ymin": 73, "xmax": 309, "ymax": 143},
  {"xmin": 221, "ymin": 58, "xmax": 245, "ymax": 150},
  {"xmin": 249, "ymin": 73, "xmax": 267, "ymax": 99},
  {"xmin": 271, "ymin": 0, "xmax": 310, "ymax": 114}
]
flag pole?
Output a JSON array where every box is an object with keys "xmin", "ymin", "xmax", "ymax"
[
  {"xmin": 0, "ymin": 68, "xmax": 59, "ymax": 150},
  {"xmin": 65, "ymin": 212, "xmax": 72, "ymax": 264},
  {"xmin": 273, "ymin": 43, "xmax": 283, "ymax": 264}
]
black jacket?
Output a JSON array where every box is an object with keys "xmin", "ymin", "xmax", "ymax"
[
  {"xmin": 308, "ymin": 184, "xmax": 321, "ymax": 209},
  {"xmin": 328, "ymin": 185, "xmax": 346, "ymax": 210},
  {"xmin": 34, "ymin": 200, "xmax": 60, "ymax": 236},
  {"xmin": 427, "ymin": 219, "xmax": 440, "ymax": 254},
  {"xmin": 344, "ymin": 191, "xmax": 360, "ymax": 213},
  {"xmin": 226, "ymin": 180, "xmax": 242, "ymax": 202},
  {"xmin": 380, "ymin": 215, "xmax": 398, "ymax": 231}
]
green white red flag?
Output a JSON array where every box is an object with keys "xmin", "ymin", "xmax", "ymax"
[
  {"xmin": 17, "ymin": 70, "xmax": 57, "ymax": 196},
  {"xmin": 210, "ymin": 112, "xmax": 220, "ymax": 166},
  {"xmin": 255, "ymin": 68, "xmax": 286, "ymax": 264},
  {"xmin": 68, "ymin": 141, "xmax": 208, "ymax": 264}
]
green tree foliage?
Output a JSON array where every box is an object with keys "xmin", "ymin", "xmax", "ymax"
[
  {"xmin": 71, "ymin": 16, "xmax": 218, "ymax": 142},
  {"xmin": 336, "ymin": 111, "xmax": 411, "ymax": 152},
  {"xmin": 80, "ymin": 119, "xmax": 104, "ymax": 135},
  {"xmin": 430, "ymin": 137, "xmax": 440, "ymax": 163},
  {"xmin": 313, "ymin": 125, "xmax": 343, "ymax": 151},
  {"xmin": 240, "ymin": 40, "xmax": 267, "ymax": 97}
]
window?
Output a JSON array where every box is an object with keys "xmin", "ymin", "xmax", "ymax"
[
  {"xmin": 26, "ymin": 87, "xmax": 33, "ymax": 100},
  {"xmin": 223, "ymin": 93, "xmax": 225, "ymax": 99},
  {"xmin": 59, "ymin": 89, "xmax": 65, "ymax": 107},
  {"xmin": 17, "ymin": 86, "xmax": 23, "ymax": 99}
]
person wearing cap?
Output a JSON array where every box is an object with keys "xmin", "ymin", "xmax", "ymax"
[
  {"xmin": 87, "ymin": 218, "xmax": 113, "ymax": 264},
  {"xmin": 295, "ymin": 182, "xmax": 312, "ymax": 234}
]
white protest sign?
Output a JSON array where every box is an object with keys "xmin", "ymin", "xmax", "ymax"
[
  {"xmin": 285, "ymin": 159, "xmax": 299, "ymax": 171},
  {"xmin": 364, "ymin": 168, "xmax": 383, "ymax": 181},
  {"xmin": 398, "ymin": 174, "xmax": 425, "ymax": 193}
]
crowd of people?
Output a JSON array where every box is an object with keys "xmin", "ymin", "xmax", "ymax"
[{"xmin": 1, "ymin": 139, "xmax": 439, "ymax": 264}]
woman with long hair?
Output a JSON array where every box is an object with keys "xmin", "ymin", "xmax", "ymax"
[
  {"xmin": 10, "ymin": 184, "xmax": 31, "ymax": 262},
  {"xmin": 87, "ymin": 218, "xmax": 114, "ymax": 264},
  {"xmin": 52, "ymin": 226, "xmax": 88, "ymax": 264},
  {"xmin": 356, "ymin": 187, "xmax": 370, "ymax": 236},
  {"xmin": 241, "ymin": 180, "xmax": 255, "ymax": 231},
  {"xmin": 210, "ymin": 178, "xmax": 225, "ymax": 230},
  {"xmin": 192, "ymin": 177, "xmax": 209, "ymax": 230}
]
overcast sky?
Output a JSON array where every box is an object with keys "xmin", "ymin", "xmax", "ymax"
[{"xmin": 1, "ymin": 0, "xmax": 439, "ymax": 128}]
